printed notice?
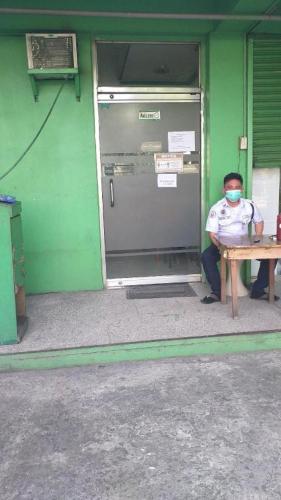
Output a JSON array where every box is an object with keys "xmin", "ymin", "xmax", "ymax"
[
  {"xmin": 168, "ymin": 131, "xmax": 195, "ymax": 153},
  {"xmin": 157, "ymin": 173, "xmax": 177, "ymax": 188},
  {"xmin": 154, "ymin": 153, "xmax": 183, "ymax": 173}
]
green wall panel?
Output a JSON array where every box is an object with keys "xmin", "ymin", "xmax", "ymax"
[
  {"xmin": 207, "ymin": 33, "xmax": 247, "ymax": 209},
  {"xmin": 0, "ymin": 35, "xmax": 103, "ymax": 293}
]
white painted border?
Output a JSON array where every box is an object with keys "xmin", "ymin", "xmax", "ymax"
[
  {"xmin": 107, "ymin": 274, "xmax": 201, "ymax": 288},
  {"xmin": 92, "ymin": 42, "xmax": 107, "ymax": 285}
]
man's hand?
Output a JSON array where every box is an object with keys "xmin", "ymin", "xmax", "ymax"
[{"xmin": 209, "ymin": 232, "xmax": 220, "ymax": 248}]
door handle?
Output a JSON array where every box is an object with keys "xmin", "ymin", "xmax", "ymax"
[{"xmin": 109, "ymin": 178, "xmax": 114, "ymax": 207}]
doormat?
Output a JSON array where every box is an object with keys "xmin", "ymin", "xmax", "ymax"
[{"xmin": 126, "ymin": 283, "xmax": 197, "ymax": 299}]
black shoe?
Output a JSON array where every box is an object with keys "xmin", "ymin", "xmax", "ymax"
[
  {"xmin": 201, "ymin": 293, "xmax": 220, "ymax": 304},
  {"xmin": 250, "ymin": 292, "xmax": 280, "ymax": 301}
]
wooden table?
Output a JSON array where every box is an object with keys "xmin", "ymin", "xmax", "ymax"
[{"xmin": 218, "ymin": 235, "xmax": 281, "ymax": 318}]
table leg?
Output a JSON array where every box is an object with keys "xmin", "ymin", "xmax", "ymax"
[
  {"xmin": 230, "ymin": 260, "xmax": 238, "ymax": 318},
  {"xmin": 220, "ymin": 255, "xmax": 227, "ymax": 304},
  {"xmin": 268, "ymin": 259, "xmax": 275, "ymax": 304}
]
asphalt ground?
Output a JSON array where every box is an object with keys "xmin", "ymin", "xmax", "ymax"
[{"xmin": 1, "ymin": 350, "xmax": 281, "ymax": 499}]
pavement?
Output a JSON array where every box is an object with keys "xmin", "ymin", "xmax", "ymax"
[
  {"xmin": 1, "ymin": 350, "xmax": 281, "ymax": 499},
  {"xmin": 1, "ymin": 280, "xmax": 281, "ymax": 354}
]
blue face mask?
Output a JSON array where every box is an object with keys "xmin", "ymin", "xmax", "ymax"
[{"xmin": 225, "ymin": 189, "xmax": 242, "ymax": 202}]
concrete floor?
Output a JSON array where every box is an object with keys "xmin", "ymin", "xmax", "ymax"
[
  {"xmin": 1, "ymin": 281, "xmax": 281, "ymax": 354},
  {"xmin": 1, "ymin": 351, "xmax": 281, "ymax": 499}
]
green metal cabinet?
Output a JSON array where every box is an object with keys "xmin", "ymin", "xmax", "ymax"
[{"xmin": 0, "ymin": 201, "xmax": 27, "ymax": 344}]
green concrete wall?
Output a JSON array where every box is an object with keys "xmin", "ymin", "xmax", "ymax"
[
  {"xmin": 0, "ymin": 35, "xmax": 103, "ymax": 293},
  {"xmin": 0, "ymin": 23, "xmax": 247, "ymax": 292},
  {"xmin": 207, "ymin": 32, "xmax": 247, "ymax": 208}
]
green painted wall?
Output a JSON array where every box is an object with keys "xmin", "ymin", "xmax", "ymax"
[
  {"xmin": 0, "ymin": 35, "xmax": 103, "ymax": 293},
  {"xmin": 0, "ymin": 0, "xmax": 237, "ymax": 14},
  {"xmin": 0, "ymin": 14, "xmax": 212, "ymax": 36},
  {"xmin": 207, "ymin": 32, "xmax": 247, "ymax": 208},
  {"xmin": 0, "ymin": 19, "xmax": 247, "ymax": 292}
]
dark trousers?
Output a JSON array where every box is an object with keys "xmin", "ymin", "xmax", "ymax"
[{"xmin": 201, "ymin": 243, "xmax": 276, "ymax": 298}]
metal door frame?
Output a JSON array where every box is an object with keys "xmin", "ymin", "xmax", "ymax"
[{"xmin": 92, "ymin": 41, "xmax": 204, "ymax": 288}]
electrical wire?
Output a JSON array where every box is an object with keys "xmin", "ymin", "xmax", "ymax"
[{"xmin": 0, "ymin": 80, "xmax": 65, "ymax": 181}]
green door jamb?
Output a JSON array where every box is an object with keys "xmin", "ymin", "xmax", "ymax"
[{"xmin": 246, "ymin": 37, "xmax": 254, "ymax": 285}]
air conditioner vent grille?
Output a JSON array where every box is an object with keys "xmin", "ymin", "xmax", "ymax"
[{"xmin": 28, "ymin": 35, "xmax": 75, "ymax": 69}]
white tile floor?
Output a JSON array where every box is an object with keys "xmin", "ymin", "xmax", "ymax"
[{"xmin": 1, "ymin": 281, "xmax": 281, "ymax": 354}]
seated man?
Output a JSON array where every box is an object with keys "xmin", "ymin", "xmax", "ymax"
[{"xmin": 201, "ymin": 172, "xmax": 277, "ymax": 304}]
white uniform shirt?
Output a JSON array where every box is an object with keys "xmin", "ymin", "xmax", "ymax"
[{"xmin": 206, "ymin": 197, "xmax": 263, "ymax": 237}]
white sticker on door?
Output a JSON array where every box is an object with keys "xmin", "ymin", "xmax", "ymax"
[
  {"xmin": 139, "ymin": 111, "xmax": 161, "ymax": 120},
  {"xmin": 154, "ymin": 153, "xmax": 183, "ymax": 173},
  {"xmin": 157, "ymin": 174, "xmax": 177, "ymax": 188}
]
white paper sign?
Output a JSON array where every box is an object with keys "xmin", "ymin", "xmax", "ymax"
[
  {"xmin": 168, "ymin": 131, "xmax": 195, "ymax": 153},
  {"xmin": 154, "ymin": 153, "xmax": 183, "ymax": 173},
  {"xmin": 157, "ymin": 173, "xmax": 177, "ymax": 188}
]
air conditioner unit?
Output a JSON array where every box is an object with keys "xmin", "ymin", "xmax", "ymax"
[
  {"xmin": 25, "ymin": 33, "xmax": 80, "ymax": 101},
  {"xmin": 26, "ymin": 33, "xmax": 78, "ymax": 70}
]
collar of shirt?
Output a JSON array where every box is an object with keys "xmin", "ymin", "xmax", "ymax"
[{"xmin": 222, "ymin": 197, "xmax": 246, "ymax": 209}]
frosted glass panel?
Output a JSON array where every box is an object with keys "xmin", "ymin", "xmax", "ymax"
[
  {"xmin": 251, "ymin": 168, "xmax": 280, "ymax": 277},
  {"xmin": 99, "ymin": 101, "xmax": 201, "ymax": 280}
]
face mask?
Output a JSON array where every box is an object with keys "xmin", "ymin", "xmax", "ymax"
[{"xmin": 225, "ymin": 190, "xmax": 242, "ymax": 202}]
